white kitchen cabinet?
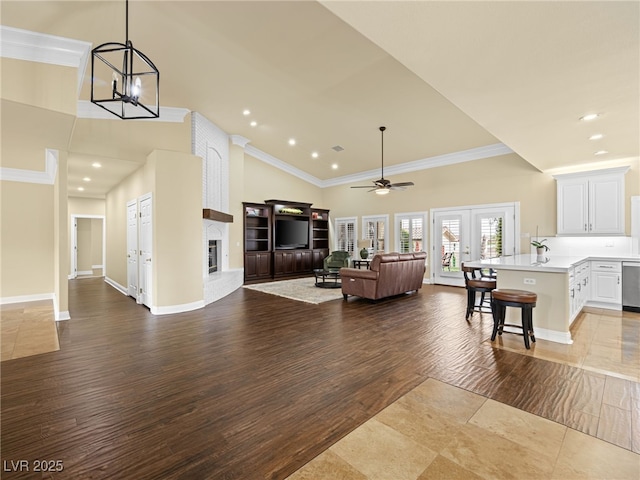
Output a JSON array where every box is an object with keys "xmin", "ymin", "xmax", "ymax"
[
  {"xmin": 555, "ymin": 166, "xmax": 628, "ymax": 235},
  {"xmin": 569, "ymin": 261, "xmax": 590, "ymax": 324},
  {"xmin": 590, "ymin": 261, "xmax": 622, "ymax": 306}
]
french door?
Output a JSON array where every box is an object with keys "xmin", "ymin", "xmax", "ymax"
[{"xmin": 432, "ymin": 203, "xmax": 517, "ymax": 286}]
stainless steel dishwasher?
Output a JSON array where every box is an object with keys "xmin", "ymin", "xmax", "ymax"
[{"xmin": 622, "ymin": 262, "xmax": 640, "ymax": 312}]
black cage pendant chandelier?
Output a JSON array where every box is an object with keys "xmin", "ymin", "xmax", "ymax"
[{"xmin": 91, "ymin": 0, "xmax": 159, "ymax": 119}]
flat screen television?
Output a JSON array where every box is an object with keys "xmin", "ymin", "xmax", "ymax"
[{"xmin": 275, "ymin": 219, "xmax": 309, "ymax": 248}]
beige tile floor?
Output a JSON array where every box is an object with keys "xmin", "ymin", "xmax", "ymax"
[
  {"xmin": 0, "ymin": 300, "xmax": 59, "ymax": 361},
  {"xmin": 488, "ymin": 307, "xmax": 640, "ymax": 382},
  {"xmin": 288, "ymin": 378, "xmax": 640, "ymax": 480}
]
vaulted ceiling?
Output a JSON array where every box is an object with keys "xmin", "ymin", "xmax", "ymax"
[{"xmin": 1, "ymin": 1, "xmax": 638, "ymax": 198}]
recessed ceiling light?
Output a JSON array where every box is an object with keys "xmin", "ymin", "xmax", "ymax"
[
  {"xmin": 288, "ymin": 138, "xmax": 296, "ymax": 146},
  {"xmin": 580, "ymin": 113, "xmax": 600, "ymax": 121},
  {"xmin": 83, "ymin": 177, "xmax": 91, "ymax": 182},
  {"xmin": 311, "ymin": 152, "xmax": 319, "ymax": 158},
  {"xmin": 77, "ymin": 187, "xmax": 85, "ymax": 191},
  {"xmin": 250, "ymin": 121, "xmax": 257, "ymax": 127},
  {"xmin": 594, "ymin": 150, "xmax": 609, "ymax": 156},
  {"xmin": 331, "ymin": 163, "xmax": 338, "ymax": 170},
  {"xmin": 589, "ymin": 134, "xmax": 604, "ymax": 140},
  {"xmin": 243, "ymin": 109, "xmax": 251, "ymax": 116},
  {"xmin": 92, "ymin": 162, "xmax": 101, "ymax": 168}
]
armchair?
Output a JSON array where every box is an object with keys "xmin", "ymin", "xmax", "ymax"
[{"xmin": 323, "ymin": 251, "xmax": 351, "ymax": 270}]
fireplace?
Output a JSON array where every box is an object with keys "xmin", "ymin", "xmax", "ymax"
[{"xmin": 208, "ymin": 240, "xmax": 220, "ymax": 274}]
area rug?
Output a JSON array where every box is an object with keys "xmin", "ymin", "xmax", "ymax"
[{"xmin": 243, "ymin": 277, "xmax": 343, "ymax": 304}]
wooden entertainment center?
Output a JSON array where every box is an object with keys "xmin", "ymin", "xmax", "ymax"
[{"xmin": 243, "ymin": 200, "xmax": 329, "ymax": 283}]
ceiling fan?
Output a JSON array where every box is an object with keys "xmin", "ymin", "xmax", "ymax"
[{"xmin": 351, "ymin": 126, "xmax": 415, "ymax": 195}]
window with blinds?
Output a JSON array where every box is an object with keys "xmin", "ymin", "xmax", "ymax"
[
  {"xmin": 362, "ymin": 215, "xmax": 388, "ymax": 254},
  {"xmin": 479, "ymin": 216, "xmax": 503, "ymax": 259},
  {"xmin": 398, "ymin": 215, "xmax": 425, "ymax": 253},
  {"xmin": 441, "ymin": 218, "xmax": 460, "ymax": 272},
  {"xmin": 335, "ymin": 217, "xmax": 356, "ymax": 255}
]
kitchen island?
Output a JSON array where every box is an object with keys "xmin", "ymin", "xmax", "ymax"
[{"xmin": 466, "ymin": 254, "xmax": 639, "ymax": 344}]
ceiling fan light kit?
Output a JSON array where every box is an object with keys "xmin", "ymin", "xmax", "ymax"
[
  {"xmin": 91, "ymin": 0, "xmax": 159, "ymax": 120},
  {"xmin": 351, "ymin": 126, "xmax": 415, "ymax": 194}
]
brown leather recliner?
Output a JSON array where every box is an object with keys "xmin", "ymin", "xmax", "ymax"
[{"xmin": 340, "ymin": 252, "xmax": 427, "ymax": 301}]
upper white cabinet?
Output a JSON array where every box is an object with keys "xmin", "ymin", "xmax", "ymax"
[{"xmin": 554, "ymin": 166, "xmax": 629, "ymax": 235}]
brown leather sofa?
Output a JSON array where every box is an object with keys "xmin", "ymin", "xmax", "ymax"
[{"xmin": 340, "ymin": 252, "xmax": 427, "ymax": 300}]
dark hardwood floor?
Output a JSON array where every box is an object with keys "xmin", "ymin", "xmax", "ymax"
[{"xmin": 1, "ymin": 278, "xmax": 637, "ymax": 479}]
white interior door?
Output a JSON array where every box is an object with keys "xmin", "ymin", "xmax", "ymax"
[
  {"xmin": 126, "ymin": 200, "xmax": 138, "ymax": 299},
  {"xmin": 139, "ymin": 194, "xmax": 153, "ymax": 308}
]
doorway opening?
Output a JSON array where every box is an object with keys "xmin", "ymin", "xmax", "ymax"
[{"xmin": 70, "ymin": 215, "xmax": 105, "ymax": 279}]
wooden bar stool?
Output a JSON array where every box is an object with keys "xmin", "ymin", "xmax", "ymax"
[
  {"xmin": 491, "ymin": 289, "xmax": 537, "ymax": 349},
  {"xmin": 462, "ymin": 264, "xmax": 497, "ymax": 320}
]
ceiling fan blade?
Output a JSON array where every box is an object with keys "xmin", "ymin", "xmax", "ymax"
[
  {"xmin": 351, "ymin": 185, "xmax": 375, "ymax": 189},
  {"xmin": 390, "ymin": 182, "xmax": 415, "ymax": 187}
]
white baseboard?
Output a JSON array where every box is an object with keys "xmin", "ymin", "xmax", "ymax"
[
  {"xmin": 77, "ymin": 270, "xmax": 93, "ymax": 276},
  {"xmin": 92, "ymin": 264, "xmax": 104, "ymax": 269},
  {"xmin": 585, "ymin": 301, "xmax": 622, "ymax": 311},
  {"xmin": 533, "ymin": 327, "xmax": 573, "ymax": 345},
  {"xmin": 151, "ymin": 300, "xmax": 205, "ymax": 315},
  {"xmin": 0, "ymin": 292, "xmax": 69, "ymax": 320},
  {"xmin": 55, "ymin": 310, "xmax": 70, "ymax": 321},
  {"xmin": 0, "ymin": 293, "xmax": 53, "ymax": 304},
  {"xmin": 104, "ymin": 276, "xmax": 128, "ymax": 296},
  {"xmin": 52, "ymin": 293, "xmax": 70, "ymax": 321},
  {"xmin": 104, "ymin": 277, "xmax": 205, "ymax": 315}
]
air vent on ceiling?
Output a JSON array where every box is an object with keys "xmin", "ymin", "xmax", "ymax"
[{"xmin": 332, "ymin": 145, "xmax": 344, "ymax": 152}]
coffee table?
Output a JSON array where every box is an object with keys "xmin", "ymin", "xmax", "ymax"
[{"xmin": 313, "ymin": 269, "xmax": 341, "ymax": 288}]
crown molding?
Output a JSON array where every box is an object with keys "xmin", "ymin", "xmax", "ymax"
[
  {"xmin": 230, "ymin": 135, "xmax": 251, "ymax": 148},
  {"xmin": 551, "ymin": 164, "xmax": 631, "ymax": 179},
  {"xmin": 244, "ymin": 143, "xmax": 513, "ymax": 189},
  {"xmin": 0, "ymin": 148, "xmax": 58, "ymax": 185},
  {"xmin": 0, "ymin": 26, "xmax": 91, "ymax": 97},
  {"xmin": 322, "ymin": 143, "xmax": 514, "ymax": 187},
  {"xmin": 244, "ymin": 145, "xmax": 324, "ymax": 187},
  {"xmin": 76, "ymin": 100, "xmax": 190, "ymax": 122}
]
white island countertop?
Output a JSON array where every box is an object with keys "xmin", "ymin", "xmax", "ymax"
[
  {"xmin": 464, "ymin": 253, "xmax": 640, "ymax": 345},
  {"xmin": 466, "ymin": 254, "xmax": 640, "ymax": 273}
]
